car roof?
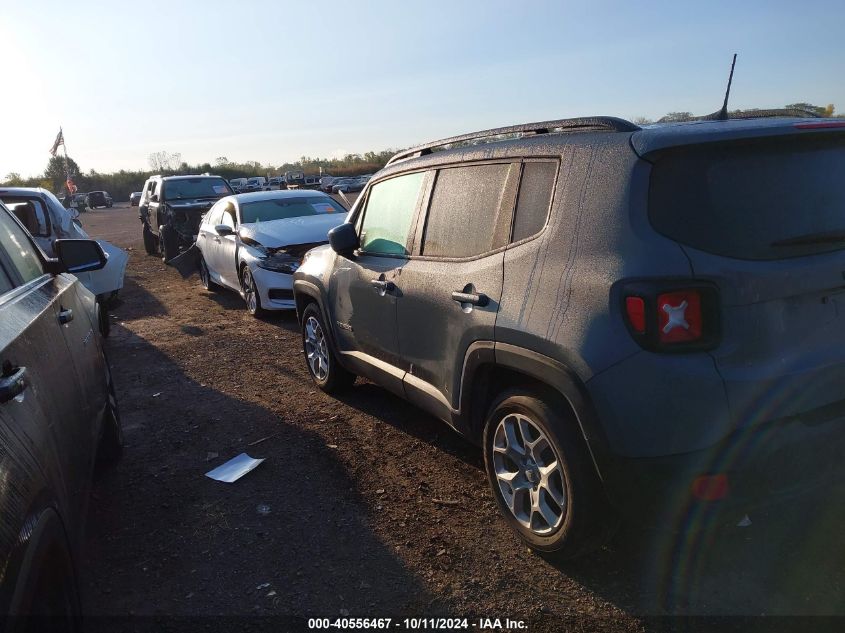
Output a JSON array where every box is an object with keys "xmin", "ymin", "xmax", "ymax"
[
  {"xmin": 155, "ymin": 174, "xmax": 227, "ymax": 181},
  {"xmin": 631, "ymin": 117, "xmax": 845, "ymax": 156},
  {"xmin": 0, "ymin": 186, "xmax": 49, "ymax": 197}
]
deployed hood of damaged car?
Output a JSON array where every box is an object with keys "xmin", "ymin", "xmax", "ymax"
[{"xmin": 238, "ymin": 214, "xmax": 345, "ymax": 249}]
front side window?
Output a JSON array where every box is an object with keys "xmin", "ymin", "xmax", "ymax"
[
  {"xmin": 359, "ymin": 172, "xmax": 425, "ymax": 256},
  {"xmin": 422, "ymin": 163, "xmax": 517, "ymax": 258},
  {"xmin": 0, "ymin": 205, "xmax": 45, "ymax": 284}
]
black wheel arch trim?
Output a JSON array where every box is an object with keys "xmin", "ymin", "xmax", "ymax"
[
  {"xmin": 0, "ymin": 501, "xmax": 77, "ymax": 617},
  {"xmin": 293, "ymin": 280, "xmax": 344, "ymax": 366},
  {"xmin": 474, "ymin": 342, "xmax": 610, "ymax": 482}
]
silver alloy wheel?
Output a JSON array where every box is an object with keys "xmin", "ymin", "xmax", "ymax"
[
  {"xmin": 243, "ymin": 269, "xmax": 257, "ymax": 313},
  {"xmin": 304, "ymin": 315, "xmax": 329, "ymax": 381},
  {"xmin": 492, "ymin": 413, "xmax": 566, "ymax": 535},
  {"xmin": 199, "ymin": 259, "xmax": 209, "ymax": 288}
]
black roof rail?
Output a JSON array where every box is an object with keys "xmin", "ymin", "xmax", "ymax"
[
  {"xmin": 386, "ymin": 116, "xmax": 640, "ymax": 166},
  {"xmin": 679, "ymin": 108, "xmax": 824, "ymax": 123}
]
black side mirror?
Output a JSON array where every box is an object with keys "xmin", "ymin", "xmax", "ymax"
[
  {"xmin": 215, "ymin": 224, "xmax": 235, "ymax": 236},
  {"xmin": 328, "ymin": 223, "xmax": 359, "ymax": 255},
  {"xmin": 54, "ymin": 239, "xmax": 107, "ymax": 273}
]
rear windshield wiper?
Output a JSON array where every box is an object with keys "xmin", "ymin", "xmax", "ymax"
[{"xmin": 771, "ymin": 231, "xmax": 845, "ymax": 247}]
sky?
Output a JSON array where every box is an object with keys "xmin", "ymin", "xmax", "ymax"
[{"xmin": 1, "ymin": 0, "xmax": 844, "ymax": 178}]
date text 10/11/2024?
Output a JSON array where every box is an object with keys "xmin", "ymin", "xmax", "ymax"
[{"xmin": 307, "ymin": 618, "xmax": 528, "ymax": 630}]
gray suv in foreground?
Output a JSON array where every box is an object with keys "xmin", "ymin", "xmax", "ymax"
[{"xmin": 293, "ymin": 114, "xmax": 845, "ymax": 559}]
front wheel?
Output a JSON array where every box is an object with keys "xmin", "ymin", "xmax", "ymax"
[
  {"xmin": 142, "ymin": 222, "xmax": 158, "ymax": 255},
  {"xmin": 159, "ymin": 225, "xmax": 179, "ymax": 263},
  {"xmin": 483, "ymin": 389, "xmax": 611, "ymax": 560},
  {"xmin": 241, "ymin": 267, "xmax": 264, "ymax": 316},
  {"xmin": 301, "ymin": 303, "xmax": 354, "ymax": 392},
  {"xmin": 96, "ymin": 359, "xmax": 123, "ymax": 469}
]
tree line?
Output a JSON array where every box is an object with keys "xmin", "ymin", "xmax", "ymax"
[
  {"xmin": 2, "ymin": 149, "xmax": 400, "ymax": 202},
  {"xmin": 2, "ymin": 102, "xmax": 835, "ymax": 201}
]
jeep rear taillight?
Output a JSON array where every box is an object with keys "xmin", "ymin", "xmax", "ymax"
[
  {"xmin": 657, "ymin": 290, "xmax": 703, "ymax": 343},
  {"xmin": 620, "ymin": 282, "xmax": 719, "ymax": 352}
]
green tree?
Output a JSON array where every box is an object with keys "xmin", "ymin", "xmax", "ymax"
[
  {"xmin": 784, "ymin": 102, "xmax": 830, "ymax": 117},
  {"xmin": 45, "ymin": 155, "xmax": 81, "ymax": 192}
]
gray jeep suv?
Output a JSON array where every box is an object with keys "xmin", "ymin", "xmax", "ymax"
[{"xmin": 293, "ymin": 114, "xmax": 845, "ymax": 558}]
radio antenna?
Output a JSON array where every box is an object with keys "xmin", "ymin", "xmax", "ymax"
[{"xmin": 715, "ymin": 53, "xmax": 738, "ymax": 121}]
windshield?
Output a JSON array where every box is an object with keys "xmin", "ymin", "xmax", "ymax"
[
  {"xmin": 649, "ymin": 135, "xmax": 845, "ymax": 259},
  {"xmin": 164, "ymin": 178, "xmax": 232, "ymax": 199},
  {"xmin": 240, "ymin": 196, "xmax": 346, "ymax": 223}
]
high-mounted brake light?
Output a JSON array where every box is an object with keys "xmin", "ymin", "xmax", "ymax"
[
  {"xmin": 794, "ymin": 121, "xmax": 845, "ymax": 129},
  {"xmin": 657, "ymin": 290, "xmax": 703, "ymax": 343}
]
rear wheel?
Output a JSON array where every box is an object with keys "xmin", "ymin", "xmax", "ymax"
[
  {"xmin": 241, "ymin": 267, "xmax": 264, "ymax": 316},
  {"xmin": 142, "ymin": 222, "xmax": 158, "ymax": 255},
  {"xmin": 483, "ymin": 389, "xmax": 611, "ymax": 560},
  {"xmin": 199, "ymin": 256, "xmax": 218, "ymax": 291},
  {"xmin": 301, "ymin": 302, "xmax": 354, "ymax": 392}
]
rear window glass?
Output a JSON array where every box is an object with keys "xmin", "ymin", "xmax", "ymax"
[
  {"xmin": 649, "ymin": 136, "xmax": 845, "ymax": 260},
  {"xmin": 422, "ymin": 163, "xmax": 517, "ymax": 258},
  {"xmin": 512, "ymin": 161, "xmax": 556, "ymax": 242},
  {"xmin": 241, "ymin": 197, "xmax": 346, "ymax": 223}
]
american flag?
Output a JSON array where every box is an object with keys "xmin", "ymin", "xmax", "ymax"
[{"xmin": 49, "ymin": 128, "xmax": 64, "ymax": 156}]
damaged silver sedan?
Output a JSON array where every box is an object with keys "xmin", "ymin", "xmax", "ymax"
[{"xmin": 196, "ymin": 190, "xmax": 347, "ymax": 315}]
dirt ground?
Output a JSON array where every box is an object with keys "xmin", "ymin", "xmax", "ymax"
[{"xmin": 77, "ymin": 203, "xmax": 845, "ymax": 631}]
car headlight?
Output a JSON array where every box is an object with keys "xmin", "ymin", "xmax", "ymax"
[{"xmin": 256, "ymin": 252, "xmax": 300, "ymax": 274}]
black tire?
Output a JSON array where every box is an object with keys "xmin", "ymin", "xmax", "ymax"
[
  {"xmin": 8, "ymin": 511, "xmax": 81, "ymax": 628},
  {"xmin": 96, "ymin": 299, "xmax": 110, "ymax": 338},
  {"xmin": 142, "ymin": 222, "xmax": 158, "ymax": 255},
  {"xmin": 159, "ymin": 225, "xmax": 179, "ymax": 263},
  {"xmin": 199, "ymin": 256, "xmax": 218, "ymax": 291},
  {"xmin": 96, "ymin": 358, "xmax": 123, "ymax": 469},
  {"xmin": 241, "ymin": 267, "xmax": 264, "ymax": 317},
  {"xmin": 482, "ymin": 389, "xmax": 612, "ymax": 560},
  {"xmin": 301, "ymin": 302, "xmax": 354, "ymax": 392}
]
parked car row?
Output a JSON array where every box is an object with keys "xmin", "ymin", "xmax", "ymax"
[{"xmin": 142, "ymin": 114, "xmax": 845, "ymax": 564}]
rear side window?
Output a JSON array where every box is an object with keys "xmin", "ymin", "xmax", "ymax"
[
  {"xmin": 359, "ymin": 172, "xmax": 425, "ymax": 256},
  {"xmin": 1, "ymin": 198, "xmax": 50, "ymax": 237},
  {"xmin": 512, "ymin": 161, "xmax": 557, "ymax": 242},
  {"xmin": 422, "ymin": 163, "xmax": 518, "ymax": 258},
  {"xmin": 649, "ymin": 135, "xmax": 845, "ymax": 260}
]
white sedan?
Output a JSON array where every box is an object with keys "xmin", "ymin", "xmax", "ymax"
[{"xmin": 196, "ymin": 190, "xmax": 347, "ymax": 315}]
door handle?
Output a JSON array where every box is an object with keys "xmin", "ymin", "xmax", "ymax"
[
  {"xmin": 0, "ymin": 366, "xmax": 27, "ymax": 403},
  {"xmin": 58, "ymin": 308, "xmax": 74, "ymax": 324},
  {"xmin": 370, "ymin": 279, "xmax": 395, "ymax": 293},
  {"xmin": 451, "ymin": 291, "xmax": 489, "ymax": 307}
]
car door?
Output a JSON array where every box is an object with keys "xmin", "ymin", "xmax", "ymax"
[
  {"xmin": 215, "ymin": 203, "xmax": 240, "ymax": 290},
  {"xmin": 150, "ymin": 180, "xmax": 164, "ymax": 232},
  {"xmin": 198, "ymin": 201, "xmax": 225, "ymax": 283},
  {"xmin": 0, "ymin": 205, "xmax": 92, "ymax": 543},
  {"xmin": 327, "ymin": 170, "xmax": 430, "ymax": 396},
  {"xmin": 396, "ymin": 161, "xmax": 520, "ymax": 421}
]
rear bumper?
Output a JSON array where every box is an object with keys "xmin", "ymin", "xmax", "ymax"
[{"xmin": 600, "ymin": 410, "xmax": 845, "ymax": 527}]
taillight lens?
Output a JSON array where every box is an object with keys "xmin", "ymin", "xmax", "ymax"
[
  {"xmin": 620, "ymin": 282, "xmax": 719, "ymax": 352},
  {"xmin": 657, "ymin": 290, "xmax": 702, "ymax": 343},
  {"xmin": 625, "ymin": 296, "xmax": 646, "ymax": 333}
]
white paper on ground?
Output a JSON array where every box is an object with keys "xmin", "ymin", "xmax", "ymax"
[{"xmin": 205, "ymin": 453, "xmax": 265, "ymax": 483}]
